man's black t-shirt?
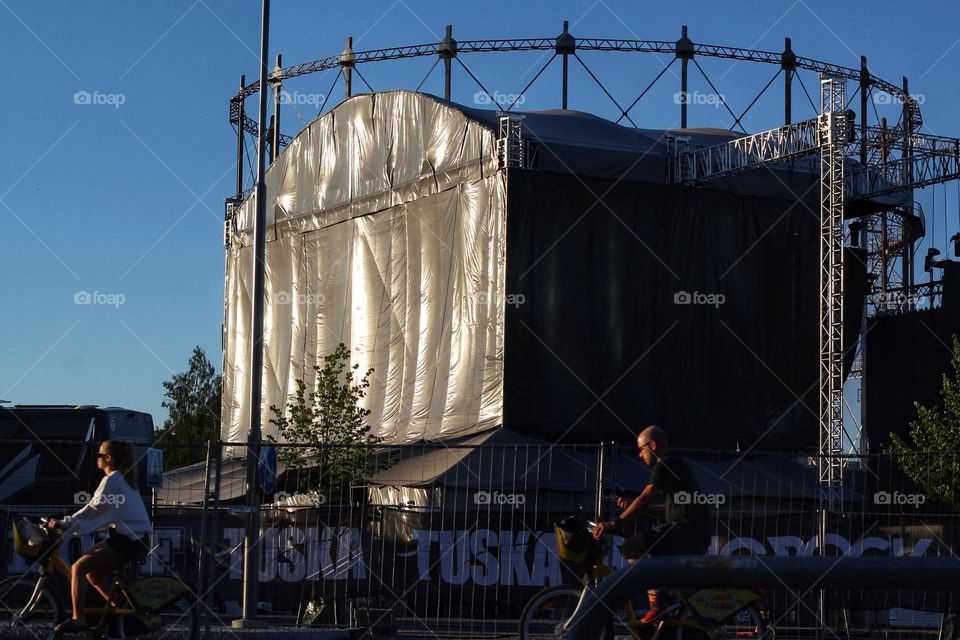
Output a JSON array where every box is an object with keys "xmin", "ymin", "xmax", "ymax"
[{"xmin": 648, "ymin": 453, "xmax": 709, "ymax": 533}]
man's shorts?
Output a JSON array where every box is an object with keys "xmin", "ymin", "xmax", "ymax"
[{"xmin": 619, "ymin": 523, "xmax": 709, "ymax": 560}]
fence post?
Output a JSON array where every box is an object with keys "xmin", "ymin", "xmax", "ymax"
[
  {"xmin": 595, "ymin": 442, "xmax": 606, "ymax": 523},
  {"xmin": 196, "ymin": 440, "xmax": 223, "ymax": 637},
  {"xmin": 196, "ymin": 440, "xmax": 214, "ymax": 633}
]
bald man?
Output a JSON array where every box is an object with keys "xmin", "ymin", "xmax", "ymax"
[{"xmin": 592, "ymin": 425, "xmax": 711, "ymax": 622}]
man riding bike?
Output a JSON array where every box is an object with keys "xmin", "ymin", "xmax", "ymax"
[
  {"xmin": 592, "ymin": 425, "xmax": 710, "ymax": 623},
  {"xmin": 46, "ymin": 440, "xmax": 152, "ymax": 634}
]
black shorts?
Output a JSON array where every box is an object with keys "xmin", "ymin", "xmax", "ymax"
[
  {"xmin": 619, "ymin": 523, "xmax": 709, "ymax": 560},
  {"xmin": 106, "ymin": 529, "xmax": 150, "ymax": 562}
]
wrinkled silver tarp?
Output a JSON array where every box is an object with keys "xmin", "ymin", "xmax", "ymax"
[{"xmin": 223, "ymin": 91, "xmax": 505, "ymax": 445}]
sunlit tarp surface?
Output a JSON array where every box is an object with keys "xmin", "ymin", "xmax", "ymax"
[{"xmin": 223, "ymin": 92, "xmax": 505, "ymax": 445}]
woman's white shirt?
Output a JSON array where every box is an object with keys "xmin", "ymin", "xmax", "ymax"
[{"xmin": 62, "ymin": 470, "xmax": 152, "ymax": 540}]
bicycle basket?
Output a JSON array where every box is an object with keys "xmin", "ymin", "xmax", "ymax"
[
  {"xmin": 554, "ymin": 515, "xmax": 602, "ymax": 568},
  {"xmin": 12, "ymin": 518, "xmax": 45, "ymax": 558}
]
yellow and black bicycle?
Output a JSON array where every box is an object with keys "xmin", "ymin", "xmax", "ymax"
[
  {"xmin": 0, "ymin": 517, "xmax": 199, "ymax": 639},
  {"xmin": 519, "ymin": 516, "xmax": 773, "ymax": 640}
]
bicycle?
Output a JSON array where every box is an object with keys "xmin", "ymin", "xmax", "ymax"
[
  {"xmin": 519, "ymin": 515, "xmax": 773, "ymax": 640},
  {"xmin": 0, "ymin": 517, "xmax": 200, "ymax": 639}
]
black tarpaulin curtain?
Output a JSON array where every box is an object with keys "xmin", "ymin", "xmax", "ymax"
[{"xmin": 504, "ymin": 170, "xmax": 867, "ymax": 450}]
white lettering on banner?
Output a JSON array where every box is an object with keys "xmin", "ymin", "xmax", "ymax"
[
  {"xmin": 221, "ymin": 527, "xmax": 365, "ymax": 582},
  {"xmin": 5, "ymin": 529, "xmax": 185, "ymax": 576},
  {"xmin": 500, "ymin": 530, "xmax": 533, "ymax": 586},
  {"xmin": 141, "ymin": 529, "xmax": 183, "ymax": 575},
  {"xmin": 410, "ymin": 529, "xmax": 564, "ymax": 587},
  {"xmin": 709, "ymin": 535, "xmax": 933, "ymax": 558},
  {"xmin": 278, "ymin": 527, "xmax": 306, "ymax": 582},
  {"xmin": 83, "ymin": 528, "xmax": 932, "ymax": 587},
  {"xmin": 471, "ymin": 530, "xmax": 498, "ymax": 586},
  {"xmin": 224, "ymin": 528, "xmax": 245, "ymax": 580},
  {"xmin": 439, "ymin": 531, "xmax": 471, "ymax": 585},
  {"xmin": 402, "ymin": 530, "xmax": 937, "ymax": 587},
  {"xmin": 414, "ymin": 530, "xmax": 439, "ymax": 581},
  {"xmin": 258, "ymin": 527, "xmax": 278, "ymax": 581}
]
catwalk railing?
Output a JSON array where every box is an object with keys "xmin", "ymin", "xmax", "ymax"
[{"xmin": 0, "ymin": 439, "xmax": 957, "ymax": 636}]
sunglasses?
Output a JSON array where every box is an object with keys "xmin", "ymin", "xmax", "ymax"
[{"xmin": 96, "ymin": 453, "xmax": 110, "ymax": 459}]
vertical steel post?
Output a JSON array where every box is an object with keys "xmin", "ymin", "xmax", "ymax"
[
  {"xmin": 676, "ymin": 25, "xmax": 694, "ymax": 128},
  {"xmin": 196, "ymin": 440, "xmax": 214, "ymax": 632},
  {"xmin": 557, "ymin": 21, "xmax": 573, "ymax": 109},
  {"xmin": 266, "ymin": 115, "xmax": 275, "ymax": 164},
  {"xmin": 439, "ymin": 25, "xmax": 456, "ymax": 101},
  {"xmin": 206, "ymin": 441, "xmax": 223, "ymax": 638},
  {"xmin": 902, "ymin": 76, "xmax": 915, "ymax": 288},
  {"xmin": 860, "ymin": 56, "xmax": 869, "ymax": 166},
  {"xmin": 271, "ymin": 54, "xmax": 282, "ymax": 164},
  {"xmin": 235, "ymin": 75, "xmax": 246, "ymax": 199},
  {"xmin": 817, "ymin": 75, "xmax": 847, "ymax": 639},
  {"xmin": 341, "ymin": 36, "xmax": 355, "ymax": 100},
  {"xmin": 782, "ymin": 37, "xmax": 795, "ymax": 126},
  {"xmin": 880, "ymin": 117, "xmax": 890, "ymax": 292},
  {"xmin": 595, "ymin": 442, "xmax": 606, "ymax": 523},
  {"xmin": 239, "ymin": 0, "xmax": 270, "ymax": 627}
]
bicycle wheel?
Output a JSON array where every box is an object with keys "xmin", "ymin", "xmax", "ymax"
[
  {"xmin": 114, "ymin": 594, "xmax": 200, "ymax": 640},
  {"xmin": 520, "ymin": 585, "xmax": 614, "ymax": 640},
  {"xmin": 721, "ymin": 602, "xmax": 772, "ymax": 640},
  {"xmin": 0, "ymin": 575, "xmax": 63, "ymax": 638}
]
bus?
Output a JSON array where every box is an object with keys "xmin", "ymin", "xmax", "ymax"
[{"xmin": 0, "ymin": 405, "xmax": 154, "ymax": 505}]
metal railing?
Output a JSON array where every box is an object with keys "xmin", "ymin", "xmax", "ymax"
[{"xmin": 0, "ymin": 439, "xmax": 957, "ymax": 637}]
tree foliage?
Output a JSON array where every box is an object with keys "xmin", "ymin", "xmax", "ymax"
[
  {"xmin": 268, "ymin": 343, "xmax": 387, "ymax": 501},
  {"xmin": 886, "ymin": 334, "xmax": 960, "ymax": 511},
  {"xmin": 156, "ymin": 346, "xmax": 222, "ymax": 470}
]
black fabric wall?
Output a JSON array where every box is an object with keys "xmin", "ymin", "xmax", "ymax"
[{"xmin": 503, "ymin": 170, "xmax": 867, "ymax": 451}]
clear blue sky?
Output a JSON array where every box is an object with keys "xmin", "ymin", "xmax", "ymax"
[{"xmin": 1, "ymin": 0, "xmax": 958, "ymax": 429}]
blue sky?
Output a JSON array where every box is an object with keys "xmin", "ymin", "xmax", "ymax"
[{"xmin": 1, "ymin": 0, "xmax": 958, "ymax": 430}]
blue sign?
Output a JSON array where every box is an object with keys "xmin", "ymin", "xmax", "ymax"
[
  {"xmin": 146, "ymin": 448, "xmax": 163, "ymax": 489},
  {"xmin": 259, "ymin": 445, "xmax": 277, "ymax": 495}
]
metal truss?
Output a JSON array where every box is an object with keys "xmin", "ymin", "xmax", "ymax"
[
  {"xmin": 237, "ymin": 113, "xmax": 293, "ymax": 147},
  {"xmin": 668, "ymin": 116, "xmax": 821, "ymax": 182},
  {"xmin": 497, "ymin": 114, "xmax": 529, "ymax": 169},
  {"xmin": 868, "ymin": 280, "xmax": 943, "ymax": 315},
  {"xmin": 818, "ymin": 76, "xmax": 846, "ymax": 509},
  {"xmin": 228, "ymin": 31, "xmax": 923, "ymax": 140},
  {"xmin": 849, "ymin": 146, "xmax": 960, "ymax": 198},
  {"xmin": 863, "ymin": 210, "xmax": 907, "ymax": 294},
  {"xmin": 668, "ymin": 120, "xmax": 960, "ymax": 197}
]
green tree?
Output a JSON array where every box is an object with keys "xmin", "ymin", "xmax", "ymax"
[
  {"xmin": 156, "ymin": 346, "xmax": 222, "ymax": 469},
  {"xmin": 268, "ymin": 343, "xmax": 387, "ymax": 502},
  {"xmin": 886, "ymin": 334, "xmax": 960, "ymax": 511}
]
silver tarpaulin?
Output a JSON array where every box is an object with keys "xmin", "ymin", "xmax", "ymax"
[{"xmin": 223, "ymin": 91, "xmax": 505, "ymax": 445}]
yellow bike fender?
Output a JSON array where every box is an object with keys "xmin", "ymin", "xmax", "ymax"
[{"xmin": 127, "ymin": 577, "xmax": 191, "ymax": 613}]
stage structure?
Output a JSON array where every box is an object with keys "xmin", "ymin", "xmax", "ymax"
[{"xmin": 221, "ymin": 24, "xmax": 960, "ymax": 507}]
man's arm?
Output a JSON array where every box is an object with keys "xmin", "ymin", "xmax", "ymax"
[
  {"xmin": 593, "ymin": 483, "xmax": 660, "ymax": 539},
  {"xmin": 618, "ymin": 483, "xmax": 659, "ymax": 521}
]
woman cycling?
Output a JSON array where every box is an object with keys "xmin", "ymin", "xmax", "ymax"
[{"xmin": 46, "ymin": 440, "xmax": 152, "ymax": 634}]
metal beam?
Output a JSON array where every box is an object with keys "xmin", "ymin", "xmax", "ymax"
[
  {"xmin": 564, "ymin": 556, "xmax": 960, "ymax": 640},
  {"xmin": 230, "ymin": 33, "xmax": 924, "ymax": 141},
  {"xmin": 667, "ymin": 117, "xmax": 960, "ymax": 196},
  {"xmin": 668, "ymin": 116, "xmax": 821, "ymax": 182},
  {"xmin": 817, "ymin": 75, "xmax": 845, "ymax": 512}
]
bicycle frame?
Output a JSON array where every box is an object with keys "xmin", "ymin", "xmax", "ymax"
[
  {"xmin": 11, "ymin": 523, "xmax": 184, "ymax": 632},
  {"xmin": 552, "ymin": 524, "xmax": 765, "ymax": 640}
]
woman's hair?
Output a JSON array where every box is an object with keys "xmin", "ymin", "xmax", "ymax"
[{"xmin": 104, "ymin": 440, "xmax": 138, "ymax": 487}]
